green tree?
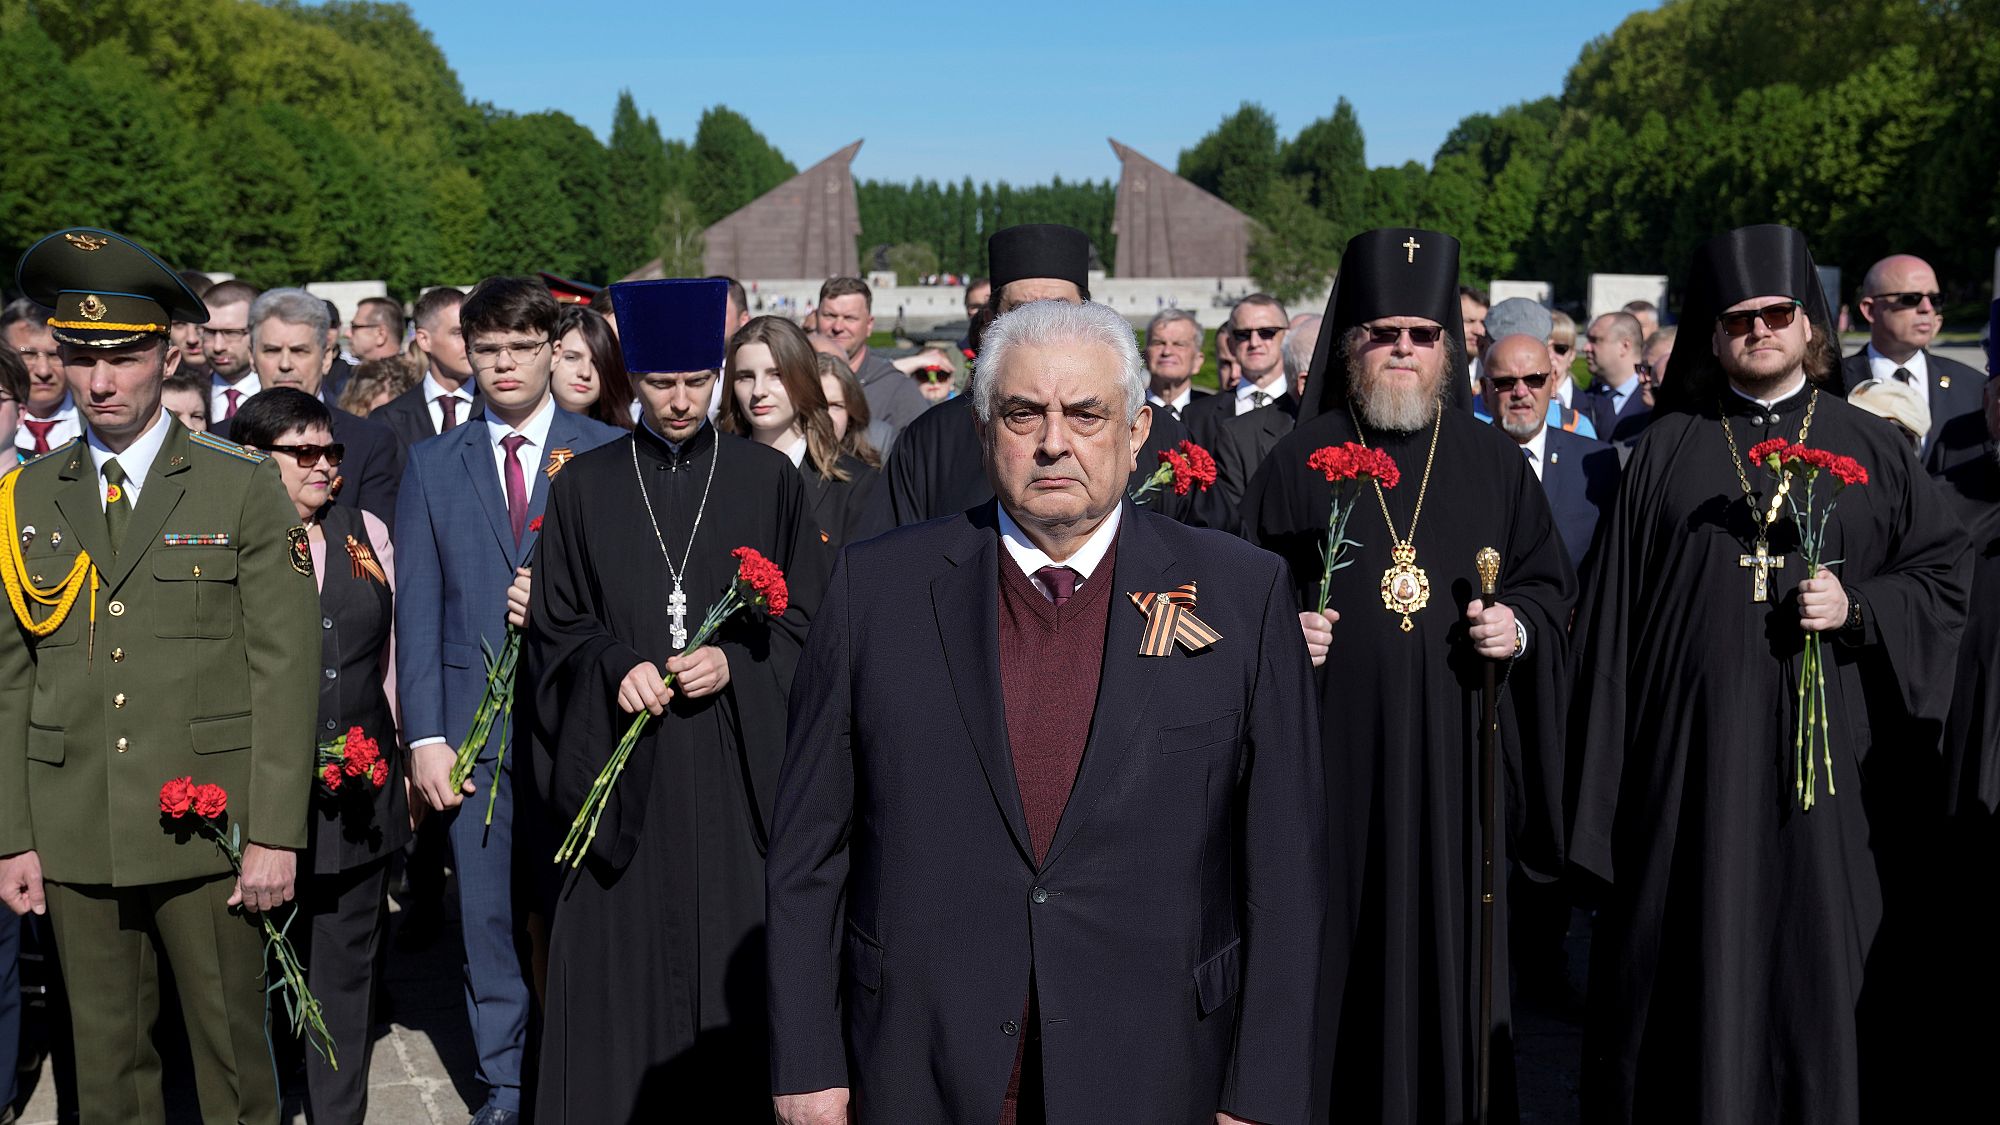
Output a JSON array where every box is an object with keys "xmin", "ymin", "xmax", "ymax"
[
  {"xmin": 652, "ymin": 191, "xmax": 706, "ymax": 279},
  {"xmin": 687, "ymin": 106, "xmax": 796, "ymax": 228},
  {"xmin": 606, "ymin": 90, "xmax": 670, "ymax": 280},
  {"xmin": 1177, "ymin": 102, "xmax": 1282, "ymax": 219},
  {"xmin": 1248, "ymin": 180, "xmax": 1340, "ymax": 305},
  {"xmin": 1283, "ymin": 98, "xmax": 1369, "ymax": 243},
  {"xmin": 885, "ymin": 242, "xmax": 940, "ymax": 286}
]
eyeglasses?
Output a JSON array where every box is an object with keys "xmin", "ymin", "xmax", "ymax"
[
  {"xmin": 1634, "ymin": 362, "xmax": 1656, "ymax": 379},
  {"xmin": 1364, "ymin": 325, "xmax": 1445, "ymax": 347},
  {"xmin": 913, "ymin": 368, "xmax": 952, "ymax": 385},
  {"xmin": 1870, "ymin": 291, "xmax": 1942, "ymax": 311},
  {"xmin": 200, "ymin": 327, "xmax": 249, "ymax": 341},
  {"xmin": 1229, "ymin": 326, "xmax": 1285, "ymax": 343},
  {"xmin": 14, "ymin": 346, "xmax": 58, "ymax": 362},
  {"xmin": 469, "ymin": 339, "xmax": 550, "ymax": 367},
  {"xmin": 1487, "ymin": 373, "xmax": 1550, "ymax": 392},
  {"xmin": 348, "ymin": 321, "xmax": 387, "ymax": 334},
  {"xmin": 262, "ymin": 442, "xmax": 345, "ymax": 468},
  {"xmin": 1717, "ymin": 301, "xmax": 1801, "ymax": 337},
  {"xmin": 1551, "ymin": 342, "xmax": 1574, "ymax": 356}
]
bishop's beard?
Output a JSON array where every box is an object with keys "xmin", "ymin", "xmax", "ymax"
[{"xmin": 1349, "ymin": 351, "xmax": 1449, "ymax": 433}]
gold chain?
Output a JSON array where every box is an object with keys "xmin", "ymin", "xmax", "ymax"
[
  {"xmin": 1720, "ymin": 388, "xmax": 1818, "ymax": 535},
  {"xmin": 1348, "ymin": 401, "xmax": 1442, "ymax": 551}
]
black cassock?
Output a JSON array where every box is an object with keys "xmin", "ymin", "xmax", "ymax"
[
  {"xmin": 1241, "ymin": 405, "xmax": 1575, "ymax": 1125},
  {"xmin": 868, "ymin": 392, "xmax": 1195, "ymax": 526},
  {"xmin": 524, "ymin": 423, "xmax": 830, "ymax": 1121},
  {"xmin": 1568, "ymin": 389, "xmax": 1970, "ymax": 1125}
]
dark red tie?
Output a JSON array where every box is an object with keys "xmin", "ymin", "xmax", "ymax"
[
  {"xmin": 501, "ymin": 434, "xmax": 530, "ymax": 546},
  {"xmin": 1035, "ymin": 565, "xmax": 1077, "ymax": 607},
  {"xmin": 438, "ymin": 395, "xmax": 459, "ymax": 432},
  {"xmin": 23, "ymin": 419, "xmax": 57, "ymax": 455},
  {"xmin": 223, "ymin": 388, "xmax": 241, "ymax": 420}
]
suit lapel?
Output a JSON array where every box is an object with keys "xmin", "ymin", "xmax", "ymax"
[
  {"xmin": 456, "ymin": 425, "xmax": 517, "ymax": 565},
  {"xmin": 1039, "ymin": 507, "xmax": 1170, "ymax": 871},
  {"xmin": 103, "ymin": 427, "xmax": 193, "ymax": 594},
  {"xmin": 52, "ymin": 447, "xmax": 117, "ymax": 584},
  {"xmin": 934, "ymin": 510, "xmax": 1035, "ymax": 864}
]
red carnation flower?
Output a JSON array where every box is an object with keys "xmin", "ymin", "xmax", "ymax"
[
  {"xmin": 1362, "ymin": 448, "xmax": 1401, "ymax": 489},
  {"xmin": 322, "ymin": 763, "xmax": 344, "ymax": 792},
  {"xmin": 731, "ymin": 546, "xmax": 789, "ymax": 617},
  {"xmin": 1747, "ymin": 438, "xmax": 1789, "ymax": 466},
  {"xmin": 160, "ymin": 776, "xmax": 196, "ymax": 818},
  {"xmin": 529, "ymin": 515, "xmax": 544, "ymax": 533},
  {"xmin": 1828, "ymin": 454, "xmax": 1869, "ymax": 487},
  {"xmin": 1178, "ymin": 441, "xmax": 1217, "ymax": 491},
  {"xmin": 370, "ymin": 759, "xmax": 389, "ymax": 789},
  {"xmin": 342, "ymin": 730, "xmax": 380, "ymax": 777},
  {"xmin": 192, "ymin": 783, "xmax": 228, "ymax": 820}
]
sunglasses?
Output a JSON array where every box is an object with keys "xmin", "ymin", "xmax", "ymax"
[
  {"xmin": 913, "ymin": 368, "xmax": 952, "ymax": 385},
  {"xmin": 1551, "ymin": 342, "xmax": 1574, "ymax": 356},
  {"xmin": 1364, "ymin": 325, "xmax": 1445, "ymax": 347},
  {"xmin": 1487, "ymin": 373, "xmax": 1550, "ymax": 392},
  {"xmin": 264, "ymin": 442, "xmax": 345, "ymax": 468},
  {"xmin": 1717, "ymin": 301, "xmax": 1801, "ymax": 338},
  {"xmin": 1229, "ymin": 326, "xmax": 1285, "ymax": 343},
  {"xmin": 1871, "ymin": 291, "xmax": 1942, "ymax": 311}
]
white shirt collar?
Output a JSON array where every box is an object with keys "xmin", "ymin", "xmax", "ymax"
[
  {"xmin": 1519, "ymin": 425, "xmax": 1548, "ymax": 480},
  {"xmin": 86, "ymin": 408, "xmax": 174, "ymax": 504},
  {"xmin": 1865, "ymin": 342, "xmax": 1928, "ymax": 387},
  {"xmin": 1148, "ymin": 385, "xmax": 1192, "ymax": 412},
  {"xmin": 423, "ymin": 370, "xmax": 474, "ymax": 405},
  {"xmin": 211, "ymin": 369, "xmax": 259, "ymax": 394},
  {"xmin": 996, "ymin": 501, "xmax": 1123, "ymax": 601},
  {"xmin": 772, "ymin": 429, "xmax": 808, "ymax": 468},
  {"xmin": 24, "ymin": 393, "xmax": 75, "ymax": 423},
  {"xmin": 1728, "ymin": 375, "xmax": 1809, "ymax": 410},
  {"xmin": 484, "ymin": 394, "xmax": 556, "ymax": 452},
  {"xmin": 1235, "ymin": 373, "xmax": 1283, "ymax": 403}
]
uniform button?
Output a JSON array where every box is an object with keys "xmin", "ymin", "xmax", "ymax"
[
  {"xmin": 322, "ymin": 617, "xmax": 333, "ymax": 630},
  {"xmin": 1002, "ymin": 1021, "xmax": 1018, "ymax": 1036},
  {"xmin": 191, "ymin": 565, "xmax": 202, "ymax": 578},
  {"xmin": 324, "ymin": 668, "xmax": 338, "ymax": 680},
  {"xmin": 1031, "ymin": 887, "xmax": 1049, "ymax": 904},
  {"xmin": 326, "ymin": 720, "xmax": 338, "ymax": 731},
  {"xmin": 115, "ymin": 737, "xmax": 129, "ymax": 753},
  {"xmin": 113, "ymin": 693, "xmax": 126, "ymax": 709},
  {"xmin": 108, "ymin": 600, "xmax": 125, "ymax": 616},
  {"xmin": 111, "ymin": 647, "xmax": 125, "ymax": 662}
]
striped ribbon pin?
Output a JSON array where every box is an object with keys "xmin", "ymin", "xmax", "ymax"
[{"xmin": 1129, "ymin": 582, "xmax": 1222, "ymax": 657}]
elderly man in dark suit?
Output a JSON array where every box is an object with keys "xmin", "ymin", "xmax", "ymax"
[
  {"xmin": 1482, "ymin": 334, "xmax": 1620, "ymax": 573},
  {"xmin": 212, "ymin": 288, "xmax": 404, "ymax": 525},
  {"xmin": 370, "ymin": 286, "xmax": 479, "ymax": 450},
  {"xmin": 769, "ymin": 298, "xmax": 1326, "ymax": 1125},
  {"xmin": 1839, "ymin": 253, "xmax": 1983, "ymax": 471}
]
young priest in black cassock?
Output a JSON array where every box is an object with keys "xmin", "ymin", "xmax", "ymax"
[
  {"xmin": 871, "ymin": 223, "xmax": 1196, "ymax": 527},
  {"xmin": 523, "ymin": 279, "xmax": 831, "ymax": 1121},
  {"xmin": 1238, "ymin": 229, "xmax": 1576, "ymax": 1125},
  {"xmin": 1567, "ymin": 225, "xmax": 1970, "ymax": 1125}
]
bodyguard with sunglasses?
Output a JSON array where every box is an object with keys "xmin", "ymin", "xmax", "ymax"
[
  {"xmin": 1843, "ymin": 253, "xmax": 1982, "ymax": 469},
  {"xmin": 1181, "ymin": 294, "xmax": 1291, "ymax": 447}
]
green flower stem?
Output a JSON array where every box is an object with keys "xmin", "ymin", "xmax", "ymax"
[
  {"xmin": 450, "ymin": 626, "xmax": 521, "ymax": 801},
  {"xmin": 201, "ymin": 822, "xmax": 336, "ymax": 1069},
  {"xmin": 1129, "ymin": 463, "xmax": 1174, "ymax": 505},
  {"xmin": 1316, "ymin": 486, "xmax": 1359, "ymax": 616}
]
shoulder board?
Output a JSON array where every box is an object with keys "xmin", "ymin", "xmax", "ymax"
[
  {"xmin": 188, "ymin": 431, "xmax": 268, "ymax": 463},
  {"xmin": 21, "ymin": 438, "xmax": 78, "ymax": 468}
]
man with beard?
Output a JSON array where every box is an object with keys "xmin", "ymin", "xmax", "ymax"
[
  {"xmin": 1239, "ymin": 229, "xmax": 1575, "ymax": 1123},
  {"xmin": 1568, "ymin": 226, "xmax": 1970, "ymax": 1125}
]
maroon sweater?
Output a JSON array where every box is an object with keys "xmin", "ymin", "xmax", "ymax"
[{"xmin": 996, "ymin": 537, "xmax": 1115, "ymax": 1124}]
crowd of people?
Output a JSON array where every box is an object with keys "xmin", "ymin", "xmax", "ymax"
[{"xmin": 0, "ymin": 213, "xmax": 1994, "ymax": 1125}]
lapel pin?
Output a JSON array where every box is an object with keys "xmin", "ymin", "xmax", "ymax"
[
  {"xmin": 49, "ymin": 529, "xmax": 61, "ymax": 548},
  {"xmin": 19, "ymin": 525, "xmax": 33, "ymax": 546}
]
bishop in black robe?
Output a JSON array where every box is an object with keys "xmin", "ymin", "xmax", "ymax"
[
  {"xmin": 1568, "ymin": 226, "xmax": 1971, "ymax": 1125},
  {"xmin": 1241, "ymin": 228, "xmax": 1575, "ymax": 1124},
  {"xmin": 524, "ymin": 420, "xmax": 830, "ymax": 1120}
]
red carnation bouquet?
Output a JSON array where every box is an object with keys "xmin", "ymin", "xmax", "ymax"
[
  {"xmin": 317, "ymin": 726, "xmax": 389, "ymax": 798},
  {"xmin": 1748, "ymin": 438, "xmax": 1869, "ymax": 810},
  {"xmin": 1129, "ymin": 440, "xmax": 1218, "ymax": 506},
  {"xmin": 555, "ymin": 546, "xmax": 789, "ymax": 866},
  {"xmin": 1304, "ymin": 442, "xmax": 1402, "ymax": 614},
  {"xmin": 450, "ymin": 515, "xmax": 546, "ymax": 825},
  {"xmin": 159, "ymin": 778, "xmax": 335, "ymax": 1068}
]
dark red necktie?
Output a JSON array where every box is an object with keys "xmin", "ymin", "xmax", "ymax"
[
  {"xmin": 223, "ymin": 388, "xmax": 241, "ymax": 420},
  {"xmin": 501, "ymin": 434, "xmax": 529, "ymax": 545},
  {"xmin": 1035, "ymin": 565, "xmax": 1077, "ymax": 607},
  {"xmin": 439, "ymin": 395, "xmax": 459, "ymax": 432},
  {"xmin": 23, "ymin": 419, "xmax": 57, "ymax": 454}
]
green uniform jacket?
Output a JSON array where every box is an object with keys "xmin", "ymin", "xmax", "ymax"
[{"xmin": 0, "ymin": 420, "xmax": 319, "ymax": 886}]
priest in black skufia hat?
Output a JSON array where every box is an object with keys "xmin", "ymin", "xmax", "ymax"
[
  {"xmin": 1568, "ymin": 224, "xmax": 1971, "ymax": 1125},
  {"xmin": 1238, "ymin": 228, "xmax": 1576, "ymax": 1123},
  {"xmin": 868, "ymin": 223, "xmax": 1197, "ymax": 527}
]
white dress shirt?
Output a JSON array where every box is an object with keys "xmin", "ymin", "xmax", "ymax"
[
  {"xmin": 1518, "ymin": 426, "xmax": 1548, "ymax": 482},
  {"xmin": 13, "ymin": 394, "xmax": 80, "ymax": 456},
  {"xmin": 1604, "ymin": 371, "xmax": 1642, "ymax": 416},
  {"xmin": 208, "ymin": 370, "xmax": 260, "ymax": 423},
  {"xmin": 1147, "ymin": 385, "xmax": 1193, "ymax": 414},
  {"xmin": 484, "ymin": 395, "xmax": 556, "ymax": 484},
  {"xmin": 423, "ymin": 371, "xmax": 477, "ymax": 433},
  {"xmin": 1233, "ymin": 374, "xmax": 1284, "ymax": 416},
  {"xmin": 1864, "ymin": 342, "xmax": 1929, "ymax": 392},
  {"xmin": 85, "ymin": 408, "xmax": 173, "ymax": 509},
  {"xmin": 771, "ymin": 429, "xmax": 808, "ymax": 468},
  {"xmin": 997, "ymin": 502, "xmax": 1123, "ymax": 603}
]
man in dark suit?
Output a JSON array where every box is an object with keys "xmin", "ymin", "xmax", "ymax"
[
  {"xmin": 1839, "ymin": 253, "xmax": 1983, "ymax": 472},
  {"xmin": 1578, "ymin": 309, "xmax": 1650, "ymax": 442},
  {"xmin": 1181, "ymin": 293, "xmax": 1290, "ymax": 450},
  {"xmin": 370, "ymin": 286, "xmax": 478, "ymax": 450},
  {"xmin": 769, "ymin": 299, "xmax": 1326, "ymax": 1125},
  {"xmin": 1142, "ymin": 307, "xmax": 1213, "ymax": 420},
  {"xmin": 1195, "ymin": 314, "xmax": 1317, "ymax": 534},
  {"xmin": 211, "ymin": 288, "xmax": 403, "ymax": 526},
  {"xmin": 397, "ymin": 277, "xmax": 623, "ymax": 1125},
  {"xmin": 1482, "ymin": 334, "xmax": 1620, "ymax": 575}
]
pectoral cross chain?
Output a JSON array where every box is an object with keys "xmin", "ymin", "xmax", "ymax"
[
  {"xmin": 1739, "ymin": 541, "xmax": 1787, "ymax": 603},
  {"xmin": 667, "ymin": 583, "xmax": 689, "ymax": 649}
]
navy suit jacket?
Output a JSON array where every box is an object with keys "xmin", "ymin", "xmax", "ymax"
[
  {"xmin": 768, "ymin": 503, "xmax": 1327, "ymax": 1124},
  {"xmin": 1537, "ymin": 426, "xmax": 1621, "ymax": 575},
  {"xmin": 392, "ymin": 406, "xmax": 621, "ymax": 749},
  {"xmin": 1839, "ymin": 348, "xmax": 1985, "ymax": 471},
  {"xmin": 214, "ymin": 404, "xmax": 403, "ymax": 527},
  {"xmin": 1578, "ymin": 379, "xmax": 1648, "ymax": 444}
]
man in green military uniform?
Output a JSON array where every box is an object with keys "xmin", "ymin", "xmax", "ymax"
[{"xmin": 0, "ymin": 228, "xmax": 319, "ymax": 1125}]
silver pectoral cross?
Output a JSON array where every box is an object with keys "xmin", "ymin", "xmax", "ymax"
[
  {"xmin": 667, "ymin": 582, "xmax": 689, "ymax": 649},
  {"xmin": 1739, "ymin": 541, "xmax": 1787, "ymax": 603}
]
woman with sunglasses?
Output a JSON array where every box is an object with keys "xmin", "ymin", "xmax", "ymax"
[
  {"xmin": 721, "ymin": 316, "xmax": 884, "ymax": 548},
  {"xmin": 229, "ymin": 387, "xmax": 409, "ymax": 1124}
]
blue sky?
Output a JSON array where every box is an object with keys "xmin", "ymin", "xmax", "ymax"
[{"xmin": 417, "ymin": 0, "xmax": 1649, "ymax": 184}]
